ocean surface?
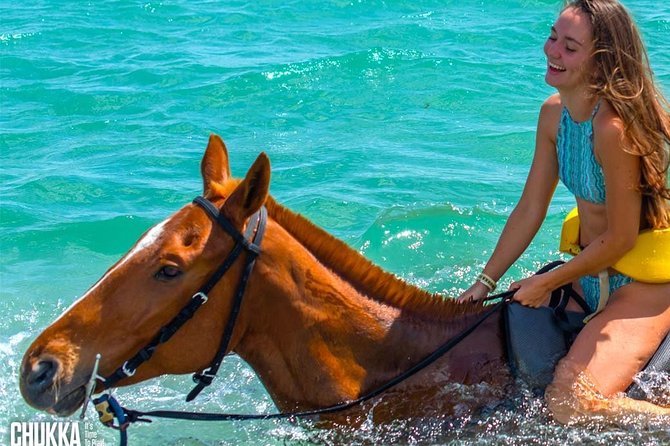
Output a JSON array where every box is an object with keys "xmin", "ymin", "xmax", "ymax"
[{"xmin": 1, "ymin": 1, "xmax": 669, "ymax": 445}]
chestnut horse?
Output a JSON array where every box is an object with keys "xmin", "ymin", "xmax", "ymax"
[{"xmin": 20, "ymin": 135, "xmax": 509, "ymax": 423}]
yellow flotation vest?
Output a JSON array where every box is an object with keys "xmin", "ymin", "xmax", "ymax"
[{"xmin": 559, "ymin": 207, "xmax": 670, "ymax": 283}]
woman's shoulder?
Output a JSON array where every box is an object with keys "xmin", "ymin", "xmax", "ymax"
[
  {"xmin": 537, "ymin": 93, "xmax": 563, "ymax": 139},
  {"xmin": 593, "ymin": 100, "xmax": 625, "ymax": 136},
  {"xmin": 593, "ymin": 100, "xmax": 627, "ymax": 160},
  {"xmin": 542, "ymin": 93, "xmax": 562, "ymax": 109}
]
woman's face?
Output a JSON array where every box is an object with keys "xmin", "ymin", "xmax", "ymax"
[{"xmin": 543, "ymin": 7, "xmax": 594, "ymax": 93}]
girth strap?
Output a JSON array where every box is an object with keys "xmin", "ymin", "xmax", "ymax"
[
  {"xmin": 583, "ymin": 271, "xmax": 610, "ymax": 323},
  {"xmin": 537, "ymin": 261, "xmax": 590, "ymax": 333}
]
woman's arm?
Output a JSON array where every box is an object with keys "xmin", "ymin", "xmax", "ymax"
[
  {"xmin": 512, "ymin": 107, "xmax": 641, "ymax": 306},
  {"xmin": 459, "ymin": 95, "xmax": 561, "ymax": 300}
]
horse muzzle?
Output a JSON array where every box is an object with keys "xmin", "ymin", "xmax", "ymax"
[{"xmin": 19, "ymin": 353, "xmax": 87, "ymax": 416}]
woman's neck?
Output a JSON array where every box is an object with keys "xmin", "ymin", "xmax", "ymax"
[{"xmin": 559, "ymin": 87, "xmax": 600, "ymax": 122}]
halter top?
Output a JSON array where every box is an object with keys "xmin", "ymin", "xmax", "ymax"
[{"xmin": 556, "ymin": 101, "xmax": 606, "ymax": 204}]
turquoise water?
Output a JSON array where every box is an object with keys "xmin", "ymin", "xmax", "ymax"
[{"xmin": 2, "ymin": 1, "xmax": 669, "ymax": 444}]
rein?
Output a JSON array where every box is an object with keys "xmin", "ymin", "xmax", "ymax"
[
  {"xmin": 91, "ymin": 195, "xmax": 514, "ymax": 444},
  {"xmin": 127, "ymin": 292, "xmax": 512, "ymax": 421}
]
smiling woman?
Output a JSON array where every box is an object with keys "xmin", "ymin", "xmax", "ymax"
[
  {"xmin": 458, "ymin": 0, "xmax": 670, "ymax": 423},
  {"xmin": 3, "ymin": 0, "xmax": 670, "ymax": 445},
  {"xmin": 545, "ymin": 8, "xmax": 593, "ymax": 90}
]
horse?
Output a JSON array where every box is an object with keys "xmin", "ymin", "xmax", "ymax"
[{"xmin": 19, "ymin": 134, "xmax": 513, "ymax": 425}]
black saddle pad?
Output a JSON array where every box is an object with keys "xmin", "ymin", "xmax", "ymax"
[
  {"xmin": 505, "ymin": 302, "xmax": 585, "ymax": 392},
  {"xmin": 506, "ymin": 302, "xmax": 670, "ymax": 399}
]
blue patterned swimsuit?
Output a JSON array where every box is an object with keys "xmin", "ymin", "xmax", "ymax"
[{"xmin": 556, "ymin": 101, "xmax": 633, "ymax": 312}]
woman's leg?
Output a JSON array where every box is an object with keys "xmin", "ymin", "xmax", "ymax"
[{"xmin": 546, "ymin": 281, "xmax": 670, "ymax": 422}]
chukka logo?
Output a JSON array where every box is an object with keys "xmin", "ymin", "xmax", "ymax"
[{"xmin": 10, "ymin": 421, "xmax": 82, "ymax": 446}]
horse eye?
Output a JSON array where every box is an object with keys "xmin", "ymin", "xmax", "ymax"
[{"xmin": 155, "ymin": 266, "xmax": 182, "ymax": 281}]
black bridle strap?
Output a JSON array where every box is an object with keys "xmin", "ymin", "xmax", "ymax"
[
  {"xmin": 192, "ymin": 196, "xmax": 263, "ymax": 256},
  {"xmin": 111, "ymin": 291, "xmax": 514, "ymax": 425},
  {"xmin": 186, "ymin": 198, "xmax": 267, "ymax": 401},
  {"xmin": 100, "ymin": 197, "xmax": 265, "ymax": 391}
]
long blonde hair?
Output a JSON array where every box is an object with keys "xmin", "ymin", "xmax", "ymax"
[{"xmin": 566, "ymin": 0, "xmax": 670, "ymax": 228}]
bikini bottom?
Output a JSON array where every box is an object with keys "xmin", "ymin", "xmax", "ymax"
[{"xmin": 579, "ymin": 273, "xmax": 634, "ymax": 313}]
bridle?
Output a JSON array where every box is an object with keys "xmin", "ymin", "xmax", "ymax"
[{"xmin": 99, "ymin": 195, "xmax": 267, "ymax": 401}]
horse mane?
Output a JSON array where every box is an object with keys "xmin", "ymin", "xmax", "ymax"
[{"xmin": 264, "ymin": 196, "xmax": 483, "ymax": 317}]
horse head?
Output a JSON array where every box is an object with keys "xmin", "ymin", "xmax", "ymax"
[{"xmin": 19, "ymin": 135, "xmax": 271, "ymax": 416}]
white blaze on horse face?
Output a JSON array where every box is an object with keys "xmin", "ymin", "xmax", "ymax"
[
  {"xmin": 52, "ymin": 218, "xmax": 169, "ymax": 324},
  {"xmin": 122, "ymin": 219, "xmax": 169, "ymax": 264}
]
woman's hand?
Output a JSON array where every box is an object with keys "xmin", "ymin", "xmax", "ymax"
[
  {"xmin": 509, "ymin": 274, "xmax": 553, "ymax": 308},
  {"xmin": 457, "ymin": 281, "xmax": 490, "ymax": 302}
]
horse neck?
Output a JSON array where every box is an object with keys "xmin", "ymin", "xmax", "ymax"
[{"xmin": 233, "ymin": 199, "xmax": 503, "ymax": 411}]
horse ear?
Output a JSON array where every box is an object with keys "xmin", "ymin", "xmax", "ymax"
[
  {"xmin": 223, "ymin": 153, "xmax": 271, "ymax": 225},
  {"xmin": 201, "ymin": 134, "xmax": 232, "ymax": 196}
]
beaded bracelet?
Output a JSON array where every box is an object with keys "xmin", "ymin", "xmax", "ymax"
[{"xmin": 476, "ymin": 272, "xmax": 497, "ymax": 292}]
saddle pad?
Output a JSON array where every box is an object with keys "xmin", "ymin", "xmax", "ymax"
[
  {"xmin": 505, "ymin": 302, "xmax": 585, "ymax": 393},
  {"xmin": 506, "ymin": 301, "xmax": 670, "ymax": 401}
]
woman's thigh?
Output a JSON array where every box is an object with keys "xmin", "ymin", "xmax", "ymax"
[{"xmin": 559, "ymin": 281, "xmax": 670, "ymax": 396}]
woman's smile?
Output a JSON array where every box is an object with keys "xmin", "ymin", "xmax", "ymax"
[{"xmin": 548, "ymin": 62, "xmax": 567, "ymax": 74}]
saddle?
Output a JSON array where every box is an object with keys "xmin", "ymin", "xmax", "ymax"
[{"xmin": 504, "ymin": 261, "xmax": 670, "ymax": 400}]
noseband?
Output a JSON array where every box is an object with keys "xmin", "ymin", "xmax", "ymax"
[{"xmin": 100, "ymin": 196, "xmax": 267, "ymax": 401}]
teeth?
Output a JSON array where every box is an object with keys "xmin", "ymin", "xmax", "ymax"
[{"xmin": 549, "ymin": 62, "xmax": 566, "ymax": 71}]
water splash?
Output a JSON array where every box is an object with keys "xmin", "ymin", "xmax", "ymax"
[
  {"xmin": 546, "ymin": 360, "xmax": 670, "ymax": 425},
  {"xmin": 631, "ymin": 371, "xmax": 670, "ymax": 407}
]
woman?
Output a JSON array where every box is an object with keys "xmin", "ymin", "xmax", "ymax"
[{"xmin": 459, "ymin": 0, "xmax": 670, "ymax": 422}]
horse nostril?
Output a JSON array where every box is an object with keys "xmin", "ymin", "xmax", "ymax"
[{"xmin": 27, "ymin": 359, "xmax": 59, "ymax": 392}]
